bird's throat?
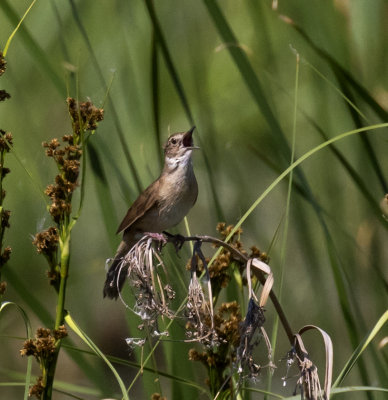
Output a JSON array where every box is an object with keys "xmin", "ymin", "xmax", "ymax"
[{"xmin": 163, "ymin": 150, "xmax": 193, "ymax": 173}]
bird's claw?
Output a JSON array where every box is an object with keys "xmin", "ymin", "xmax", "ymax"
[
  {"xmin": 162, "ymin": 231, "xmax": 186, "ymax": 253},
  {"xmin": 144, "ymin": 232, "xmax": 168, "ymax": 252}
]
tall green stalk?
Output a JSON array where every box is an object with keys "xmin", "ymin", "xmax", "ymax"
[
  {"xmin": 25, "ymin": 98, "xmax": 104, "ymax": 399},
  {"xmin": 42, "ymin": 232, "xmax": 70, "ymax": 399},
  {"xmin": 0, "ymin": 52, "xmax": 12, "ymax": 300}
]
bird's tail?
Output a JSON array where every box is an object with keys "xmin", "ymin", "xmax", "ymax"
[{"xmin": 103, "ymin": 239, "xmax": 132, "ymax": 299}]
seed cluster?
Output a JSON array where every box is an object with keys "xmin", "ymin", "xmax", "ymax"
[
  {"xmin": 0, "ymin": 52, "xmax": 6, "ymax": 76},
  {"xmin": 0, "ymin": 52, "xmax": 12, "ymax": 296},
  {"xmin": 32, "ymin": 98, "xmax": 104, "ymax": 285},
  {"xmin": 40, "ymin": 98, "xmax": 103, "ymax": 225},
  {"xmin": 188, "ymin": 301, "xmax": 242, "ymax": 367},
  {"xmin": 25, "ymin": 97, "xmax": 104, "ymax": 398},
  {"xmin": 32, "ymin": 227, "xmax": 60, "ymax": 284},
  {"xmin": 67, "ymin": 97, "xmax": 104, "ymax": 134},
  {"xmin": 0, "ymin": 52, "xmax": 10, "ymax": 101},
  {"xmin": 185, "ymin": 224, "xmax": 271, "ymax": 392},
  {"xmin": 21, "ymin": 326, "xmax": 68, "ymax": 398}
]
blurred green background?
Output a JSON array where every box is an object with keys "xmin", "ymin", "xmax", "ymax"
[{"xmin": 0, "ymin": 0, "xmax": 387, "ymax": 399}]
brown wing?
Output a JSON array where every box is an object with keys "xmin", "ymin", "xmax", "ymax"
[{"xmin": 116, "ymin": 179, "xmax": 160, "ymax": 234}]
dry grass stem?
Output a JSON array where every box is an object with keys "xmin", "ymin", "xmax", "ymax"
[
  {"xmin": 283, "ymin": 326, "xmax": 333, "ymax": 400},
  {"xmin": 116, "ymin": 234, "xmax": 175, "ymax": 337}
]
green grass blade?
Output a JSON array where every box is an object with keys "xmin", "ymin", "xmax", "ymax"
[
  {"xmin": 243, "ymin": 386, "xmax": 285, "ymax": 398},
  {"xmin": 145, "ymin": 0, "xmax": 225, "ymax": 221},
  {"xmin": 204, "ymin": 0, "xmax": 387, "ymax": 228},
  {"xmin": 4, "ymin": 268, "xmax": 108, "ymax": 394},
  {"xmin": 303, "ymin": 60, "xmax": 369, "ymax": 123},
  {"xmin": 203, "ymin": 0, "xmax": 287, "ymax": 157},
  {"xmin": 208, "ymin": 122, "xmax": 387, "ymax": 379},
  {"xmin": 0, "ymin": 301, "xmax": 32, "ymax": 400},
  {"xmin": 333, "ymin": 310, "xmax": 388, "ymax": 388},
  {"xmin": 321, "ymin": 227, "xmax": 373, "ymax": 389},
  {"xmin": 248, "ymin": 146, "xmax": 308, "ymax": 201},
  {"xmin": 252, "ymin": 72, "xmax": 387, "ymax": 231},
  {"xmin": 92, "ymin": 135, "xmax": 135, "ymax": 202},
  {"xmin": 150, "ymin": 32, "xmax": 163, "ymax": 169},
  {"xmin": 2, "ymin": 0, "xmax": 38, "ymax": 57},
  {"xmin": 268, "ymin": 51, "xmax": 300, "ymax": 399},
  {"xmin": 279, "ymin": 14, "xmax": 388, "ymax": 122},
  {"xmin": 282, "ymin": 386, "xmax": 388, "ymax": 400},
  {"xmin": 68, "ymin": 0, "xmax": 142, "ymax": 193},
  {"xmin": 0, "ymin": 369, "xmax": 103, "ymax": 398},
  {"xmin": 334, "ymin": 74, "xmax": 387, "ymax": 192},
  {"xmin": 212, "ymin": 122, "xmax": 388, "ymax": 254},
  {"xmin": 279, "ymin": 14, "xmax": 387, "ymax": 191},
  {"xmin": 87, "ymin": 143, "xmax": 118, "ymax": 249},
  {"xmin": 4, "ymin": 269, "xmax": 53, "ymax": 325},
  {"xmin": 144, "ymin": 0, "xmax": 194, "ymax": 124},
  {"xmin": 63, "ymin": 343, "xmax": 209, "ymax": 396},
  {"xmin": 211, "ymin": 124, "xmax": 386, "ymax": 382},
  {"xmin": 0, "ymin": 1, "xmax": 66, "ymax": 95},
  {"xmin": 309, "ymin": 120, "xmax": 385, "ymax": 223},
  {"xmin": 64, "ymin": 312, "xmax": 130, "ymax": 400},
  {"xmin": 202, "ymin": 0, "xmax": 333, "ymax": 230},
  {"xmin": 48, "ymin": 0, "xmax": 71, "ymax": 63},
  {"xmin": 5, "ymin": 136, "xmax": 47, "ymax": 206},
  {"xmin": 331, "ymin": 387, "xmax": 388, "ymax": 397}
]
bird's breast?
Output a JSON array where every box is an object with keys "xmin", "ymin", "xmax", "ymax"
[
  {"xmin": 156, "ymin": 163, "xmax": 198, "ymax": 229},
  {"xmin": 129, "ymin": 161, "xmax": 197, "ymax": 234}
]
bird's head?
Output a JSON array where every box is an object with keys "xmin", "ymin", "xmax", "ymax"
[{"xmin": 163, "ymin": 126, "xmax": 199, "ymax": 167}]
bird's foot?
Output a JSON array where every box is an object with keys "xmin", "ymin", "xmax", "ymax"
[
  {"xmin": 163, "ymin": 231, "xmax": 186, "ymax": 253},
  {"xmin": 144, "ymin": 232, "xmax": 167, "ymax": 242},
  {"xmin": 144, "ymin": 232, "xmax": 168, "ymax": 252}
]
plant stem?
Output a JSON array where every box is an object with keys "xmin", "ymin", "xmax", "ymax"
[
  {"xmin": 0, "ymin": 150, "xmax": 5, "ymax": 247},
  {"xmin": 42, "ymin": 233, "xmax": 70, "ymax": 399},
  {"xmin": 55, "ymin": 234, "xmax": 70, "ymax": 329}
]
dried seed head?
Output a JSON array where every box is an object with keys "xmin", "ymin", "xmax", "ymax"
[
  {"xmin": 40, "ymin": 99, "xmax": 103, "ymax": 227},
  {"xmin": 214, "ymin": 301, "xmax": 242, "ymax": 346},
  {"xmin": 249, "ymin": 246, "xmax": 269, "ymax": 263},
  {"xmin": 296, "ymin": 356, "xmax": 323, "ymax": 400},
  {"xmin": 186, "ymin": 276, "xmax": 206, "ymax": 337},
  {"xmin": 0, "ymin": 281, "xmax": 7, "ymax": 295},
  {"xmin": 53, "ymin": 325, "xmax": 68, "ymax": 340},
  {"xmin": 381, "ymin": 194, "xmax": 388, "ymax": 218},
  {"xmin": 236, "ymin": 298, "xmax": 267, "ymax": 379},
  {"xmin": 0, "ymin": 90, "xmax": 10, "ymax": 102},
  {"xmin": 116, "ymin": 234, "xmax": 174, "ymax": 335},
  {"xmin": 282, "ymin": 343, "xmax": 324, "ymax": 400},
  {"xmin": 20, "ymin": 339, "xmax": 36, "ymax": 357},
  {"xmin": 29, "ymin": 376, "xmax": 44, "ymax": 399},
  {"xmin": 151, "ymin": 393, "xmax": 167, "ymax": 400},
  {"xmin": 33, "ymin": 227, "xmax": 59, "ymax": 257},
  {"xmin": 67, "ymin": 97, "xmax": 104, "ymax": 135},
  {"xmin": 20, "ymin": 326, "xmax": 64, "ymax": 368},
  {"xmin": 0, "ymin": 52, "xmax": 6, "ymax": 75},
  {"xmin": 216, "ymin": 222, "xmax": 243, "ymax": 241},
  {"xmin": 0, "ymin": 130, "xmax": 13, "ymax": 152},
  {"xmin": 1, "ymin": 209, "xmax": 10, "ymax": 228},
  {"xmin": 0, "ymin": 246, "xmax": 12, "ymax": 267},
  {"xmin": 63, "ymin": 159, "xmax": 80, "ymax": 182}
]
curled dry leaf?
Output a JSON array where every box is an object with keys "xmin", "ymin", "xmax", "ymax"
[{"xmin": 287, "ymin": 325, "xmax": 333, "ymax": 400}]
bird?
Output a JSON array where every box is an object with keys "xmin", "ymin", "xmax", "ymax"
[{"xmin": 103, "ymin": 126, "xmax": 199, "ymax": 299}]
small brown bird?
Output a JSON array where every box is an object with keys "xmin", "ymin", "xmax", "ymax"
[{"xmin": 103, "ymin": 126, "xmax": 199, "ymax": 299}]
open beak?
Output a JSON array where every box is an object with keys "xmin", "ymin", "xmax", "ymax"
[{"xmin": 183, "ymin": 126, "xmax": 200, "ymax": 150}]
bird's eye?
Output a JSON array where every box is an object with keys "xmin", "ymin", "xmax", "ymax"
[{"xmin": 171, "ymin": 138, "xmax": 177, "ymax": 145}]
